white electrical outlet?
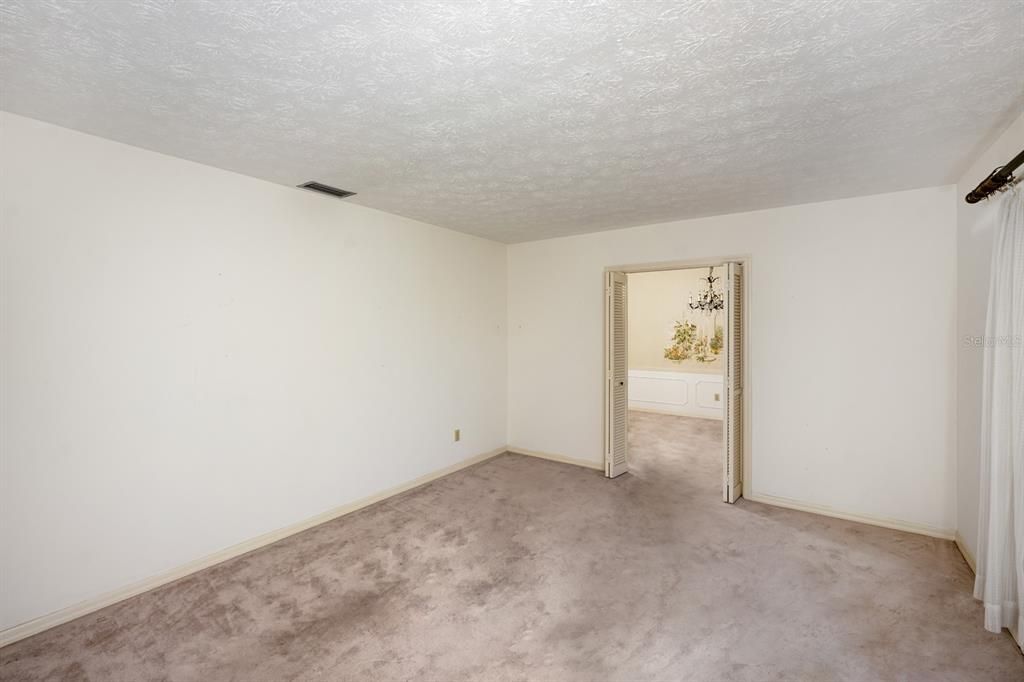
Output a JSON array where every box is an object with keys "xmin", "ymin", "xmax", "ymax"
[{"xmin": 454, "ymin": 429, "xmax": 460, "ymax": 442}]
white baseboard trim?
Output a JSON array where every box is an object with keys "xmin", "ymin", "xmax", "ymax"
[
  {"xmin": 0, "ymin": 446, "xmax": 507, "ymax": 649},
  {"xmin": 744, "ymin": 492, "xmax": 956, "ymax": 541},
  {"xmin": 954, "ymin": 532, "xmax": 977, "ymax": 574},
  {"xmin": 628, "ymin": 404, "xmax": 723, "ymax": 420},
  {"xmin": 507, "ymin": 446, "xmax": 604, "ymax": 471}
]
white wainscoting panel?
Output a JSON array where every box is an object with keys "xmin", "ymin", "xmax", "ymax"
[{"xmin": 629, "ymin": 369, "xmax": 723, "ymax": 419}]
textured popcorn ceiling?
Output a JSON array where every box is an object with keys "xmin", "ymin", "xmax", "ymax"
[{"xmin": 1, "ymin": 1, "xmax": 1022, "ymax": 243}]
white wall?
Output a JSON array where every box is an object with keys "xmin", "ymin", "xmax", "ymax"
[
  {"xmin": 0, "ymin": 113, "xmax": 508, "ymax": 631},
  {"xmin": 508, "ymin": 186, "xmax": 958, "ymax": 534},
  {"xmin": 0, "ymin": 108, "xmax": 990, "ymax": 635},
  {"xmin": 955, "ymin": 112, "xmax": 1024, "ymax": 562}
]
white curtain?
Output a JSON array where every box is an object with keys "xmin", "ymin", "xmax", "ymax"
[{"xmin": 974, "ymin": 186, "xmax": 1024, "ymax": 645}]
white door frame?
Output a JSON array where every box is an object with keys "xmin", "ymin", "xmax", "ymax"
[{"xmin": 602, "ymin": 257, "xmax": 752, "ymax": 498}]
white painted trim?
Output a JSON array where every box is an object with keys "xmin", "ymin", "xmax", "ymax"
[
  {"xmin": 628, "ymin": 369, "xmax": 724, "ymax": 420},
  {"xmin": 745, "ymin": 492, "xmax": 956, "ymax": 540},
  {"xmin": 508, "ymin": 446, "xmax": 604, "ymax": 471},
  {"xmin": 0, "ymin": 446, "xmax": 507, "ymax": 648},
  {"xmin": 604, "ymin": 256, "xmax": 747, "ymax": 274},
  {"xmin": 954, "ymin": 532, "xmax": 977, "ymax": 573},
  {"xmin": 628, "ymin": 402, "xmax": 725, "ymax": 421},
  {"xmin": 628, "ymin": 405, "xmax": 692, "ymax": 417}
]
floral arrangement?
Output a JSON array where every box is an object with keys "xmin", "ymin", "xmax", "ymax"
[
  {"xmin": 663, "ymin": 320, "xmax": 697, "ymax": 360},
  {"xmin": 710, "ymin": 325, "xmax": 723, "ymax": 354},
  {"xmin": 664, "ymin": 321, "xmax": 723, "ymax": 363}
]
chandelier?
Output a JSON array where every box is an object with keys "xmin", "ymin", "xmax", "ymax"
[{"xmin": 688, "ymin": 267, "xmax": 724, "ymax": 314}]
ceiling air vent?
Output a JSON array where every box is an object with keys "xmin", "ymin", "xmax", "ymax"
[{"xmin": 297, "ymin": 181, "xmax": 356, "ymax": 199}]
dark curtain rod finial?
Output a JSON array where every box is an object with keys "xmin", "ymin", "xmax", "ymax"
[{"xmin": 966, "ymin": 148, "xmax": 1024, "ymax": 204}]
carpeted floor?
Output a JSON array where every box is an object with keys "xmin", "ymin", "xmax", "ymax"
[{"xmin": 2, "ymin": 411, "xmax": 1021, "ymax": 681}]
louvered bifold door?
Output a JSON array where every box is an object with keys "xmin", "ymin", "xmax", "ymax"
[
  {"xmin": 606, "ymin": 271, "xmax": 629, "ymax": 478},
  {"xmin": 723, "ymin": 262, "xmax": 744, "ymax": 503}
]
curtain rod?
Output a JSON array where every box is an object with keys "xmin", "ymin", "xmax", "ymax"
[{"xmin": 965, "ymin": 147, "xmax": 1024, "ymax": 203}]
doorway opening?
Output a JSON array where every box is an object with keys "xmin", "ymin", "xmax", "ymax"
[{"xmin": 604, "ymin": 261, "xmax": 746, "ymax": 503}]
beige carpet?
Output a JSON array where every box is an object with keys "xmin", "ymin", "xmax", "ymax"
[{"xmin": 2, "ymin": 411, "xmax": 1021, "ymax": 680}]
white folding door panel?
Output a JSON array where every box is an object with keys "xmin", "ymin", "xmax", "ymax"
[
  {"xmin": 605, "ymin": 271, "xmax": 628, "ymax": 478},
  {"xmin": 723, "ymin": 262, "xmax": 744, "ymax": 503}
]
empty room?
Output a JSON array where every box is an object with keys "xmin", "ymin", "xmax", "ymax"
[{"xmin": 1, "ymin": 1, "xmax": 1023, "ymax": 680}]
